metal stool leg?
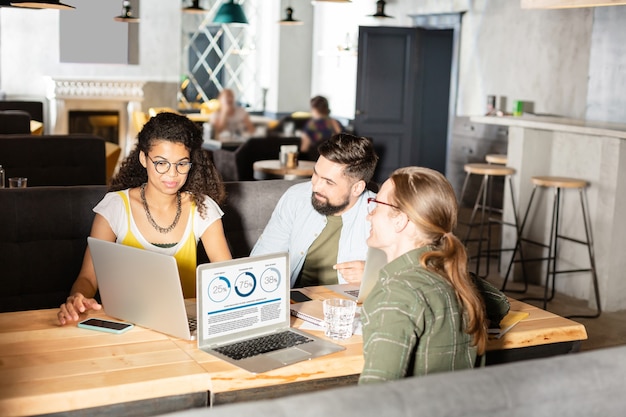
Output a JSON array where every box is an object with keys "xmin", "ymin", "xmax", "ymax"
[
  {"xmin": 501, "ymin": 185, "xmax": 537, "ymax": 293},
  {"xmin": 543, "ymin": 187, "xmax": 561, "ymax": 309},
  {"xmin": 514, "ymin": 184, "xmax": 601, "ymax": 318},
  {"xmin": 567, "ymin": 188, "xmax": 602, "ymax": 318}
]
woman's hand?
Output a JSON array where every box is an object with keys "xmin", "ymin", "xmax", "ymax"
[{"xmin": 57, "ymin": 293, "xmax": 102, "ymax": 325}]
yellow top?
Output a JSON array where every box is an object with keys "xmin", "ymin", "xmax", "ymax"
[{"xmin": 117, "ymin": 191, "xmax": 198, "ymax": 298}]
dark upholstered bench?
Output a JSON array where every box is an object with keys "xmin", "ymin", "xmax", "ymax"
[
  {"xmin": 0, "ymin": 179, "xmax": 299, "ymax": 312},
  {"xmin": 0, "ymin": 134, "xmax": 107, "ymax": 186}
]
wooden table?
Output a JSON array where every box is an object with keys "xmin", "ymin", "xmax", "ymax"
[
  {"xmin": 253, "ymin": 159, "xmax": 315, "ymax": 180},
  {"xmin": 315, "ymin": 285, "xmax": 587, "ymax": 365},
  {"xmin": 0, "ymin": 309, "xmax": 210, "ymax": 417},
  {"xmin": 485, "ymin": 297, "xmax": 587, "ymax": 364},
  {"xmin": 177, "ymin": 285, "xmax": 363, "ymax": 405},
  {"xmin": 0, "ymin": 287, "xmax": 586, "ymax": 416}
]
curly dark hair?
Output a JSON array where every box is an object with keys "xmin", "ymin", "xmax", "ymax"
[{"xmin": 109, "ymin": 112, "xmax": 226, "ymax": 218}]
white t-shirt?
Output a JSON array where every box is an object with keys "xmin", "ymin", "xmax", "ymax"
[{"xmin": 93, "ymin": 190, "xmax": 224, "ymax": 256}]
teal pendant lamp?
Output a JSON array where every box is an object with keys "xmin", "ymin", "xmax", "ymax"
[{"xmin": 213, "ymin": 0, "xmax": 248, "ymax": 24}]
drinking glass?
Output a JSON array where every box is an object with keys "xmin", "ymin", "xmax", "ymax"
[{"xmin": 323, "ymin": 298, "xmax": 356, "ymax": 340}]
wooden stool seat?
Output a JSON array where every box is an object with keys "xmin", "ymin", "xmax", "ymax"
[
  {"xmin": 464, "ymin": 163, "xmax": 515, "ymax": 176},
  {"xmin": 459, "ymin": 163, "xmax": 520, "ymax": 278},
  {"xmin": 502, "ymin": 175, "xmax": 601, "ymax": 318},
  {"xmin": 531, "ymin": 176, "xmax": 588, "ymax": 189},
  {"xmin": 485, "ymin": 154, "xmax": 508, "ymax": 165}
]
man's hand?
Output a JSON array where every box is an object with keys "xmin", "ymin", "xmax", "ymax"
[
  {"xmin": 334, "ymin": 260, "xmax": 365, "ymax": 284},
  {"xmin": 57, "ymin": 293, "xmax": 102, "ymax": 325}
]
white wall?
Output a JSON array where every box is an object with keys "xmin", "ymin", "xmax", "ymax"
[
  {"xmin": 586, "ymin": 6, "xmax": 626, "ymax": 123},
  {"xmin": 455, "ymin": 1, "xmax": 592, "ymax": 119},
  {"xmin": 0, "ymin": 0, "xmax": 181, "ymax": 99},
  {"xmin": 1, "ymin": 0, "xmax": 625, "ymax": 124}
]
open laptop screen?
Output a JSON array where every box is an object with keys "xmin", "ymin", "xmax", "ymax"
[{"xmin": 197, "ymin": 253, "xmax": 289, "ymax": 344}]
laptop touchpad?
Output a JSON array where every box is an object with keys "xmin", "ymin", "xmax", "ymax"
[{"xmin": 267, "ymin": 348, "xmax": 312, "ymax": 365}]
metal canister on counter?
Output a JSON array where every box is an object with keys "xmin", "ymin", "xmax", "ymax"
[{"xmin": 486, "ymin": 95, "xmax": 496, "ymax": 114}]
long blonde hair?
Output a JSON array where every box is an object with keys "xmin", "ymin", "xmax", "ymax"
[{"xmin": 389, "ymin": 167, "xmax": 487, "ymax": 354}]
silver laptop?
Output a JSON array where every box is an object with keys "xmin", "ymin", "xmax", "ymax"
[
  {"xmin": 196, "ymin": 252, "xmax": 344, "ymax": 374},
  {"xmin": 87, "ymin": 237, "xmax": 196, "ymax": 340},
  {"xmin": 325, "ymin": 247, "xmax": 387, "ymax": 303}
]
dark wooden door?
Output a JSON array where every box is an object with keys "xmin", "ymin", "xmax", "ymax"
[
  {"xmin": 354, "ymin": 26, "xmax": 422, "ymax": 183},
  {"xmin": 354, "ymin": 26, "xmax": 453, "ymax": 184}
]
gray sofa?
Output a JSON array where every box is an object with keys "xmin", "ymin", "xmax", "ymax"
[
  {"xmin": 158, "ymin": 344, "xmax": 626, "ymax": 417},
  {"xmin": 0, "ymin": 179, "xmax": 298, "ymax": 312}
]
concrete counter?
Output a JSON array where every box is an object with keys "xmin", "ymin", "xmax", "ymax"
[{"xmin": 471, "ymin": 115, "xmax": 626, "ymax": 312}]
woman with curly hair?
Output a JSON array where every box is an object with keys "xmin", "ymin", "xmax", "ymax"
[
  {"xmin": 359, "ymin": 166, "xmax": 487, "ymax": 384},
  {"xmin": 58, "ymin": 112, "xmax": 232, "ymax": 325}
]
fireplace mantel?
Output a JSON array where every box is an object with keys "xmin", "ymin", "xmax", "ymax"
[{"xmin": 46, "ymin": 77, "xmax": 145, "ymax": 158}]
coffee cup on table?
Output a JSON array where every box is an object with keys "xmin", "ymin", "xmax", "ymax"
[
  {"xmin": 285, "ymin": 152, "xmax": 298, "ymax": 169},
  {"xmin": 279, "ymin": 145, "xmax": 298, "ymax": 166}
]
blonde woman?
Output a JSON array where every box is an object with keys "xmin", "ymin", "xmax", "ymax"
[{"xmin": 360, "ymin": 166, "xmax": 487, "ymax": 384}]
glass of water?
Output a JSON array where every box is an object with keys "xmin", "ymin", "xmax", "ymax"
[{"xmin": 323, "ymin": 298, "xmax": 357, "ymax": 340}]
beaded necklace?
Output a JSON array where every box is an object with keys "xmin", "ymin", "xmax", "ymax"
[{"xmin": 140, "ymin": 183, "xmax": 181, "ymax": 234}]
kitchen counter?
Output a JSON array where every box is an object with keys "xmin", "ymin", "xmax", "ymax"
[
  {"xmin": 471, "ymin": 115, "xmax": 626, "ymax": 312},
  {"xmin": 471, "ymin": 115, "xmax": 626, "ymax": 139}
]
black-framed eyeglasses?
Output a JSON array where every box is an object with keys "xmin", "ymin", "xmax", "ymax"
[
  {"xmin": 147, "ymin": 155, "xmax": 192, "ymax": 175},
  {"xmin": 367, "ymin": 197, "xmax": 399, "ymax": 214}
]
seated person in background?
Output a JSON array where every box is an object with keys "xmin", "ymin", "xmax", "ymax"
[
  {"xmin": 251, "ymin": 133, "xmax": 379, "ymax": 288},
  {"xmin": 210, "ymin": 88, "xmax": 255, "ymax": 140},
  {"xmin": 300, "ymin": 95, "xmax": 343, "ymax": 161},
  {"xmin": 57, "ymin": 112, "xmax": 232, "ymax": 325},
  {"xmin": 359, "ymin": 166, "xmax": 487, "ymax": 384}
]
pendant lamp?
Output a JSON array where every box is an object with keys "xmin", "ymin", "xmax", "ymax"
[
  {"xmin": 114, "ymin": 0, "xmax": 139, "ymax": 23},
  {"xmin": 279, "ymin": 6, "xmax": 303, "ymax": 25},
  {"xmin": 182, "ymin": 0, "xmax": 206, "ymax": 14},
  {"xmin": 213, "ymin": 0, "xmax": 248, "ymax": 24},
  {"xmin": 369, "ymin": 0, "xmax": 393, "ymax": 18},
  {"xmin": 10, "ymin": 0, "xmax": 74, "ymax": 9}
]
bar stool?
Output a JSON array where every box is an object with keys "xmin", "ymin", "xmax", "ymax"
[
  {"xmin": 501, "ymin": 176, "xmax": 601, "ymax": 318},
  {"xmin": 485, "ymin": 154, "xmax": 508, "ymax": 165},
  {"xmin": 459, "ymin": 163, "xmax": 521, "ymax": 278}
]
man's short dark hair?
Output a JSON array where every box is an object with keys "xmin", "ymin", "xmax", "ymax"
[{"xmin": 317, "ymin": 133, "xmax": 379, "ymax": 184}]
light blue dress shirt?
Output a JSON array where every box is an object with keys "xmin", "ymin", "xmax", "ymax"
[{"xmin": 251, "ymin": 181, "xmax": 375, "ymax": 287}]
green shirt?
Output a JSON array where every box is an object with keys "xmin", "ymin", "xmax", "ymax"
[
  {"xmin": 359, "ymin": 246, "xmax": 476, "ymax": 384},
  {"xmin": 295, "ymin": 215, "xmax": 342, "ymax": 287}
]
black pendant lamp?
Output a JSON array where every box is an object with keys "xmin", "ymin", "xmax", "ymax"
[
  {"xmin": 213, "ymin": 0, "xmax": 248, "ymax": 24},
  {"xmin": 182, "ymin": 0, "xmax": 206, "ymax": 14},
  {"xmin": 114, "ymin": 0, "xmax": 139, "ymax": 23},
  {"xmin": 9, "ymin": 0, "xmax": 74, "ymax": 9},
  {"xmin": 369, "ymin": 0, "xmax": 393, "ymax": 18},
  {"xmin": 279, "ymin": 6, "xmax": 303, "ymax": 25}
]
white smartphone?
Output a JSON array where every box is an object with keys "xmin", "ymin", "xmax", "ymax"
[{"xmin": 77, "ymin": 318, "xmax": 134, "ymax": 334}]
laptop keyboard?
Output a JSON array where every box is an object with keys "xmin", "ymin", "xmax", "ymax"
[
  {"xmin": 345, "ymin": 289, "xmax": 360, "ymax": 298},
  {"xmin": 188, "ymin": 318, "xmax": 197, "ymax": 332},
  {"xmin": 213, "ymin": 330, "xmax": 314, "ymax": 361}
]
